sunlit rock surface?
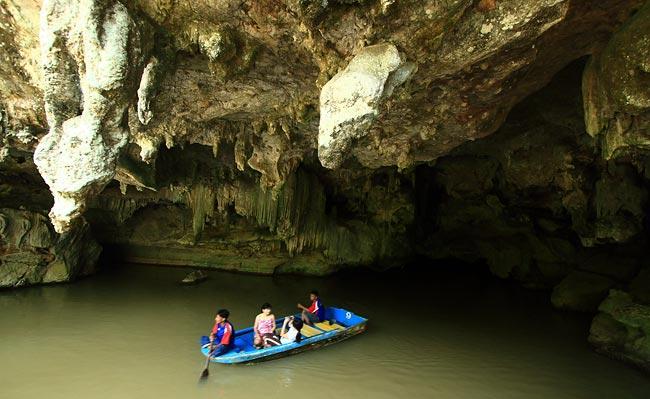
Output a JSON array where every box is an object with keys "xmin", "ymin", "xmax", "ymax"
[
  {"xmin": 34, "ymin": 0, "xmax": 155, "ymax": 233},
  {"xmin": 318, "ymin": 43, "xmax": 414, "ymax": 168}
]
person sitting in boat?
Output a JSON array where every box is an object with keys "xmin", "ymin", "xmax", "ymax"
[
  {"xmin": 253, "ymin": 302, "xmax": 276, "ymax": 349},
  {"xmin": 263, "ymin": 316, "xmax": 303, "ymax": 347},
  {"xmin": 297, "ymin": 290, "xmax": 324, "ymax": 326},
  {"xmin": 208, "ymin": 309, "xmax": 235, "ymax": 357}
]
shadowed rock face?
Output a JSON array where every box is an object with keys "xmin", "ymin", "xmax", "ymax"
[
  {"xmin": 583, "ymin": 2, "xmax": 650, "ymax": 159},
  {"xmin": 1, "ymin": 0, "xmax": 650, "ymax": 372},
  {"xmin": 415, "ymin": 59, "xmax": 649, "ymax": 288},
  {"xmin": 0, "ymin": 208, "xmax": 101, "ymax": 287}
]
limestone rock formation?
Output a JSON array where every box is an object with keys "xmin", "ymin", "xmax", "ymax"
[
  {"xmin": 318, "ymin": 43, "xmax": 414, "ymax": 169},
  {"xmin": 180, "ymin": 269, "xmax": 208, "ymax": 285},
  {"xmin": 0, "ymin": 208, "xmax": 101, "ymax": 287},
  {"xmin": 34, "ymin": 0, "xmax": 154, "ymax": 233},
  {"xmin": 583, "ymin": 1, "xmax": 650, "ymax": 159},
  {"xmin": 3, "ymin": 0, "xmax": 642, "ymax": 234},
  {"xmin": 85, "ymin": 156, "xmax": 413, "ymax": 275}
]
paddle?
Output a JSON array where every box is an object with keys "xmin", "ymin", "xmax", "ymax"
[{"xmin": 199, "ymin": 340, "xmax": 215, "ymax": 382}]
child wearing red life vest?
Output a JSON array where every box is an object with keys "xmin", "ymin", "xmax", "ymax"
[
  {"xmin": 208, "ymin": 309, "xmax": 235, "ymax": 357},
  {"xmin": 297, "ymin": 290, "xmax": 324, "ymax": 326}
]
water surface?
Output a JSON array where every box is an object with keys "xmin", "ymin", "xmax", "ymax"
[{"xmin": 1, "ymin": 263, "xmax": 649, "ymax": 399}]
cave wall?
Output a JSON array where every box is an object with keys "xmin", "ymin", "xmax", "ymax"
[
  {"xmin": 416, "ymin": 59, "xmax": 650, "ymax": 293},
  {"xmin": 86, "ymin": 143, "xmax": 414, "ymax": 275},
  {"xmin": 1, "ymin": 0, "xmax": 644, "ymax": 234}
]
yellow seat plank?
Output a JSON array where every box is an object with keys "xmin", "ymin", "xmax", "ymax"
[
  {"xmin": 314, "ymin": 322, "xmax": 345, "ymax": 331},
  {"xmin": 300, "ymin": 324, "xmax": 323, "ymax": 338}
]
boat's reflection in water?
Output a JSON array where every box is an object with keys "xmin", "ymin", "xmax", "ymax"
[{"xmin": 278, "ymin": 367, "xmax": 294, "ymax": 388}]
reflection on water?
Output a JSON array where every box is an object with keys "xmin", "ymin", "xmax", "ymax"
[{"xmin": 1, "ymin": 262, "xmax": 649, "ymax": 399}]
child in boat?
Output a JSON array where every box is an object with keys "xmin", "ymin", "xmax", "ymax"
[
  {"xmin": 297, "ymin": 290, "xmax": 324, "ymax": 326},
  {"xmin": 253, "ymin": 302, "xmax": 276, "ymax": 349},
  {"xmin": 263, "ymin": 316, "xmax": 303, "ymax": 347},
  {"xmin": 208, "ymin": 309, "xmax": 235, "ymax": 357}
]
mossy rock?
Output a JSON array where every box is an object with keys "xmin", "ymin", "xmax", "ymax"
[
  {"xmin": 589, "ymin": 290, "xmax": 650, "ymax": 372},
  {"xmin": 42, "ymin": 259, "xmax": 69, "ymax": 283},
  {"xmin": 588, "ymin": 312, "xmax": 630, "ymax": 349}
]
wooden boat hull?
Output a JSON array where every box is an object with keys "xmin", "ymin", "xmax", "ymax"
[{"xmin": 200, "ymin": 307, "xmax": 367, "ymax": 364}]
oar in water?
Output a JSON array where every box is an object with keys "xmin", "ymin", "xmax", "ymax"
[{"xmin": 199, "ymin": 341, "xmax": 215, "ymax": 382}]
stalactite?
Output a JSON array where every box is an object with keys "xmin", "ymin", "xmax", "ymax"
[
  {"xmin": 91, "ymin": 196, "xmax": 146, "ymax": 225},
  {"xmin": 186, "ymin": 184, "xmax": 215, "ymax": 241}
]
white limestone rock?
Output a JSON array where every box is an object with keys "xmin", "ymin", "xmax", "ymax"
[
  {"xmin": 318, "ymin": 43, "xmax": 414, "ymax": 169},
  {"xmin": 137, "ymin": 56, "xmax": 160, "ymax": 126},
  {"xmin": 34, "ymin": 0, "xmax": 151, "ymax": 233}
]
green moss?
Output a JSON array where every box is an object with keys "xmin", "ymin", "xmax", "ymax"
[{"xmin": 599, "ymin": 290, "xmax": 650, "ymax": 334}]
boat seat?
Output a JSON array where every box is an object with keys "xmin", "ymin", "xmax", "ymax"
[
  {"xmin": 314, "ymin": 322, "xmax": 345, "ymax": 331},
  {"xmin": 300, "ymin": 324, "xmax": 323, "ymax": 338}
]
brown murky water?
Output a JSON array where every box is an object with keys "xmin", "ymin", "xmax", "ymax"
[{"xmin": 1, "ymin": 262, "xmax": 649, "ymax": 399}]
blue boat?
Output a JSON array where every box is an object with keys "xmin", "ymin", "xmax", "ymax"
[{"xmin": 200, "ymin": 307, "xmax": 367, "ymax": 364}]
